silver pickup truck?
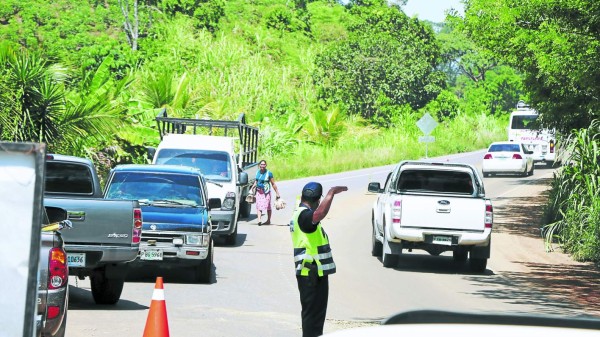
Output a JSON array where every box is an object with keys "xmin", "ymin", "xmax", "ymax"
[
  {"xmin": 43, "ymin": 154, "xmax": 142, "ymax": 304},
  {"xmin": 37, "ymin": 206, "xmax": 70, "ymax": 337},
  {"xmin": 368, "ymin": 161, "xmax": 493, "ymax": 272}
]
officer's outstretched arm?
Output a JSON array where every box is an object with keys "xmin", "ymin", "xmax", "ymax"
[{"xmin": 313, "ymin": 186, "xmax": 347, "ymax": 223}]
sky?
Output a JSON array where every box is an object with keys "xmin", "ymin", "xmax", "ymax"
[{"xmin": 401, "ymin": 0, "xmax": 464, "ymax": 23}]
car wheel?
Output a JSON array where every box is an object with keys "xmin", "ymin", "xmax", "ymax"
[
  {"xmin": 371, "ymin": 219, "xmax": 383, "ymax": 257},
  {"xmin": 90, "ymin": 270, "xmax": 124, "ymax": 305},
  {"xmin": 453, "ymin": 249, "xmax": 468, "ymax": 263},
  {"xmin": 195, "ymin": 239, "xmax": 213, "ymax": 283},
  {"xmin": 239, "ymin": 198, "xmax": 252, "ymax": 218},
  {"xmin": 521, "ymin": 165, "xmax": 528, "ymax": 177},
  {"xmin": 224, "ymin": 224, "xmax": 237, "ymax": 245},
  {"xmin": 469, "ymin": 257, "xmax": 487, "ymax": 273},
  {"xmin": 528, "ymin": 163, "xmax": 535, "ymax": 176}
]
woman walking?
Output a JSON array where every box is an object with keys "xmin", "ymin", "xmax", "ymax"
[{"xmin": 250, "ymin": 160, "xmax": 280, "ymax": 226}]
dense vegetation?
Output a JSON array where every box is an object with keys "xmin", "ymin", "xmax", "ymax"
[{"xmin": 0, "ymin": 0, "xmax": 597, "ymax": 261}]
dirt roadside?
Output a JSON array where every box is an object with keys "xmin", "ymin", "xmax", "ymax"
[{"xmin": 490, "ymin": 174, "xmax": 600, "ymax": 316}]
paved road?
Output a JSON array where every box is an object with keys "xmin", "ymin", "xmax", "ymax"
[{"xmin": 65, "ymin": 151, "xmax": 599, "ymax": 336}]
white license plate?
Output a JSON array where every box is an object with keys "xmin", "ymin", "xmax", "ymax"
[
  {"xmin": 140, "ymin": 249, "xmax": 163, "ymax": 261},
  {"xmin": 432, "ymin": 235, "xmax": 453, "ymax": 245},
  {"xmin": 67, "ymin": 253, "xmax": 86, "ymax": 267}
]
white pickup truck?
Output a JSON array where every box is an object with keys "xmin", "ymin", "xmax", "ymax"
[
  {"xmin": 149, "ymin": 110, "xmax": 259, "ymax": 245},
  {"xmin": 368, "ymin": 161, "xmax": 493, "ymax": 272}
]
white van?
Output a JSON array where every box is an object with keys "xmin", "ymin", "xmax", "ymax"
[{"xmin": 508, "ymin": 101, "xmax": 558, "ymax": 166}]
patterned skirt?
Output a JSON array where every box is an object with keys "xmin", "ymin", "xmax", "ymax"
[{"xmin": 255, "ymin": 189, "xmax": 272, "ymax": 211}]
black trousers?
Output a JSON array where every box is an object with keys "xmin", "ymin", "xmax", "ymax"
[{"xmin": 296, "ymin": 265, "xmax": 329, "ymax": 337}]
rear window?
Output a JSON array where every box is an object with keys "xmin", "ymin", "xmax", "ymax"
[
  {"xmin": 489, "ymin": 144, "xmax": 521, "ymax": 152},
  {"xmin": 397, "ymin": 169, "xmax": 474, "ymax": 194},
  {"xmin": 510, "ymin": 115, "xmax": 538, "ymax": 130},
  {"xmin": 45, "ymin": 162, "xmax": 94, "ymax": 194}
]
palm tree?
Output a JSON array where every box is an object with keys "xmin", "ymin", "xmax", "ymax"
[{"xmin": 0, "ymin": 45, "xmax": 132, "ymax": 155}]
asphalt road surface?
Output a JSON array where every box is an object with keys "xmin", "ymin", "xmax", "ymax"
[{"xmin": 65, "ymin": 150, "xmax": 600, "ymax": 336}]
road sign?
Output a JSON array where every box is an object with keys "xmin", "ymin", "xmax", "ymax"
[
  {"xmin": 418, "ymin": 136, "xmax": 435, "ymax": 143},
  {"xmin": 416, "ymin": 113, "xmax": 438, "ymax": 135}
]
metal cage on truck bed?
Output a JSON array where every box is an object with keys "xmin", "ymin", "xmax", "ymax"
[{"xmin": 155, "ymin": 109, "xmax": 259, "ymax": 168}]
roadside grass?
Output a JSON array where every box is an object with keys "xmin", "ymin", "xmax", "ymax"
[
  {"xmin": 543, "ymin": 120, "xmax": 600, "ymax": 262},
  {"xmin": 269, "ymin": 113, "xmax": 506, "ymax": 181}
]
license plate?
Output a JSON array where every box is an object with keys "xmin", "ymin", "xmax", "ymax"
[
  {"xmin": 140, "ymin": 249, "xmax": 163, "ymax": 261},
  {"xmin": 67, "ymin": 253, "xmax": 86, "ymax": 267},
  {"xmin": 432, "ymin": 235, "xmax": 453, "ymax": 245}
]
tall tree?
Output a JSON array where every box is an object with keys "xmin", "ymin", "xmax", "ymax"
[
  {"xmin": 461, "ymin": 0, "xmax": 600, "ymax": 131},
  {"xmin": 313, "ymin": 1, "xmax": 444, "ymax": 123}
]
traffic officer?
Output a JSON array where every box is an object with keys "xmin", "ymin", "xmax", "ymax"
[{"xmin": 290, "ymin": 182, "xmax": 348, "ymax": 337}]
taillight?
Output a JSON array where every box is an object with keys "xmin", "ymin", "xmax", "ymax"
[
  {"xmin": 48, "ymin": 248, "xmax": 67, "ymax": 290},
  {"xmin": 47, "ymin": 306, "xmax": 60, "ymax": 319},
  {"xmin": 512, "ymin": 153, "xmax": 522, "ymax": 159},
  {"xmin": 483, "ymin": 154, "xmax": 492, "ymax": 159},
  {"xmin": 392, "ymin": 200, "xmax": 402, "ymax": 224},
  {"xmin": 132, "ymin": 208, "xmax": 142, "ymax": 244},
  {"xmin": 549, "ymin": 140, "xmax": 555, "ymax": 153},
  {"xmin": 484, "ymin": 201, "xmax": 493, "ymax": 229}
]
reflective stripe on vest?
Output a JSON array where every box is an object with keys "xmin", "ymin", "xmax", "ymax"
[{"xmin": 291, "ymin": 206, "xmax": 336, "ymax": 277}]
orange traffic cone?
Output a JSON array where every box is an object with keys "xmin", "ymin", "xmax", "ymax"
[{"xmin": 143, "ymin": 277, "xmax": 170, "ymax": 337}]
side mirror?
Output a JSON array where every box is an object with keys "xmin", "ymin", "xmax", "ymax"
[
  {"xmin": 146, "ymin": 146, "xmax": 156, "ymax": 162},
  {"xmin": 368, "ymin": 182, "xmax": 382, "ymax": 193},
  {"xmin": 237, "ymin": 172, "xmax": 248, "ymax": 185},
  {"xmin": 208, "ymin": 198, "xmax": 222, "ymax": 210}
]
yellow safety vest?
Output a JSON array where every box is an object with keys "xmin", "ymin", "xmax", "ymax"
[{"xmin": 291, "ymin": 206, "xmax": 336, "ymax": 277}]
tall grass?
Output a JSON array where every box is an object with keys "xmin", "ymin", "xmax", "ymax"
[
  {"xmin": 268, "ymin": 112, "xmax": 506, "ymax": 180},
  {"xmin": 543, "ymin": 120, "xmax": 600, "ymax": 262}
]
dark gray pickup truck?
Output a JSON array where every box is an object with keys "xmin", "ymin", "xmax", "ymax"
[{"xmin": 43, "ymin": 154, "xmax": 142, "ymax": 304}]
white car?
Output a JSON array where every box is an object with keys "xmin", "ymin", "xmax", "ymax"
[{"xmin": 482, "ymin": 141, "xmax": 534, "ymax": 177}]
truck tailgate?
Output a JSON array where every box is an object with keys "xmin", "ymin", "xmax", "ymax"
[
  {"xmin": 401, "ymin": 194, "xmax": 486, "ymax": 231},
  {"xmin": 44, "ymin": 197, "xmax": 137, "ymax": 246}
]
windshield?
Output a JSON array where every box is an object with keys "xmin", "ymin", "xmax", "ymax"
[
  {"xmin": 105, "ymin": 171, "xmax": 204, "ymax": 207},
  {"xmin": 155, "ymin": 149, "xmax": 232, "ymax": 182}
]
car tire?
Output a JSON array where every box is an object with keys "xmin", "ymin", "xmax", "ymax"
[
  {"xmin": 469, "ymin": 257, "xmax": 487, "ymax": 273},
  {"xmin": 521, "ymin": 166, "xmax": 528, "ymax": 177},
  {"xmin": 90, "ymin": 270, "xmax": 124, "ymax": 305},
  {"xmin": 239, "ymin": 198, "xmax": 252, "ymax": 218},
  {"xmin": 371, "ymin": 223, "xmax": 383, "ymax": 257},
  {"xmin": 528, "ymin": 164, "xmax": 535, "ymax": 176},
  {"xmin": 224, "ymin": 224, "xmax": 237, "ymax": 246},
  {"xmin": 453, "ymin": 249, "xmax": 468, "ymax": 263},
  {"xmin": 195, "ymin": 239, "xmax": 213, "ymax": 283}
]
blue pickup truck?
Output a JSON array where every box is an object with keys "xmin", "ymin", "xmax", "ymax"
[{"xmin": 104, "ymin": 164, "xmax": 221, "ymax": 283}]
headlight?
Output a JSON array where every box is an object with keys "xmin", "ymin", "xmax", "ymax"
[
  {"xmin": 186, "ymin": 235, "xmax": 201, "ymax": 245},
  {"xmin": 221, "ymin": 192, "xmax": 236, "ymax": 210},
  {"xmin": 186, "ymin": 234, "xmax": 210, "ymax": 246},
  {"xmin": 173, "ymin": 238, "xmax": 184, "ymax": 246}
]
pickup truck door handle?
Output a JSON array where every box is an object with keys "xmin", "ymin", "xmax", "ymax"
[
  {"xmin": 436, "ymin": 207, "xmax": 451, "ymax": 213},
  {"xmin": 67, "ymin": 211, "xmax": 86, "ymax": 221}
]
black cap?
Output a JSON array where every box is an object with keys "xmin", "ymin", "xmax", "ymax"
[{"xmin": 302, "ymin": 182, "xmax": 323, "ymax": 200}]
